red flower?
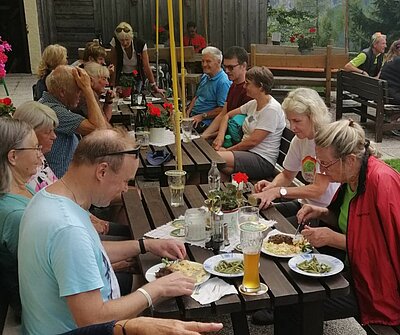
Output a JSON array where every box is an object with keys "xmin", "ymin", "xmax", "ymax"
[
  {"xmin": 290, "ymin": 36, "xmax": 296, "ymax": 43},
  {"xmin": 232, "ymin": 172, "xmax": 248, "ymax": 184},
  {"xmin": 149, "ymin": 106, "xmax": 161, "ymax": 117},
  {"xmin": 163, "ymin": 102, "xmax": 173, "ymax": 114},
  {"xmin": 0, "ymin": 97, "xmax": 11, "ymax": 105},
  {"xmin": 132, "ymin": 69, "xmax": 139, "ymax": 76},
  {"xmin": 309, "ymin": 27, "xmax": 317, "ymax": 33}
]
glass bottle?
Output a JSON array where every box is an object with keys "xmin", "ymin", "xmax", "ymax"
[{"xmin": 208, "ymin": 161, "xmax": 221, "ymax": 193}]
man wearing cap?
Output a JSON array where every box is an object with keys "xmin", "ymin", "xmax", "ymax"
[
  {"xmin": 344, "ymin": 32, "xmax": 387, "ymax": 77},
  {"xmin": 187, "ymin": 46, "xmax": 231, "ymax": 134}
]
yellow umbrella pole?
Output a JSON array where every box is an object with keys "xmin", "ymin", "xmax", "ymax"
[
  {"xmin": 155, "ymin": 0, "xmax": 159, "ymax": 86},
  {"xmin": 167, "ymin": 0, "xmax": 183, "ymax": 171},
  {"xmin": 179, "ymin": 0, "xmax": 186, "ymax": 118}
]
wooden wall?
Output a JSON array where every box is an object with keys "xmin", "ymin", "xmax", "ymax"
[{"xmin": 37, "ymin": 0, "xmax": 268, "ymax": 60}]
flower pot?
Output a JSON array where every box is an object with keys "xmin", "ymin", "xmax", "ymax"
[
  {"xmin": 222, "ymin": 208, "xmax": 239, "ymax": 240},
  {"xmin": 149, "ymin": 127, "xmax": 166, "ymax": 144},
  {"xmin": 120, "ymin": 87, "xmax": 132, "ymax": 98}
]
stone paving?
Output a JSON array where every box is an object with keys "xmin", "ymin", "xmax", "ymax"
[{"xmin": 1, "ymin": 73, "xmax": 383, "ymax": 335}]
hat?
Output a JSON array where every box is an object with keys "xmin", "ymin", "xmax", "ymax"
[{"xmin": 146, "ymin": 149, "xmax": 173, "ymax": 166}]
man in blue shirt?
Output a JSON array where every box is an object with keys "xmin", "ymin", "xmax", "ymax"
[{"xmin": 188, "ymin": 46, "xmax": 231, "ymax": 133}]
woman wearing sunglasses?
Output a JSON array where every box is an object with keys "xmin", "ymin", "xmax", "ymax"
[
  {"xmin": 110, "ymin": 22, "xmax": 163, "ymax": 95},
  {"xmin": 0, "ymin": 118, "xmax": 42, "ymax": 321},
  {"xmin": 297, "ymin": 119, "xmax": 400, "ymax": 325},
  {"xmin": 252, "ymin": 88, "xmax": 339, "ymax": 224}
]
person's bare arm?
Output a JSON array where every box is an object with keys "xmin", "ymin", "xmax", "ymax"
[
  {"xmin": 228, "ymin": 129, "xmax": 269, "ymax": 151},
  {"xmin": 201, "ymin": 102, "xmax": 227, "ymax": 139},
  {"xmin": 73, "ymin": 68, "xmax": 108, "ymax": 135},
  {"xmin": 213, "ymin": 107, "xmax": 241, "ymax": 150},
  {"xmin": 343, "ymin": 61, "xmax": 368, "ymax": 75},
  {"xmin": 141, "ymin": 50, "xmax": 164, "ymax": 95}
]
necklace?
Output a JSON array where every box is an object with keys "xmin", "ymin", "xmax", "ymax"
[{"xmin": 60, "ymin": 178, "xmax": 78, "ymax": 204}]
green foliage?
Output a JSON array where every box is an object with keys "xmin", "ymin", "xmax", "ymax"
[
  {"xmin": 349, "ymin": 0, "xmax": 400, "ymax": 49},
  {"xmin": 209, "ymin": 184, "xmax": 244, "ymax": 211},
  {"xmin": 384, "ymin": 159, "xmax": 400, "ymax": 172},
  {"xmin": 267, "ymin": 5, "xmax": 315, "ymax": 43}
]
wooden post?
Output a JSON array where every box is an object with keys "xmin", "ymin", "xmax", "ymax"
[{"xmin": 250, "ymin": 44, "xmax": 256, "ymax": 67}]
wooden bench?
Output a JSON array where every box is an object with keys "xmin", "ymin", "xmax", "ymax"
[
  {"xmin": 250, "ymin": 44, "xmax": 349, "ymax": 106},
  {"xmin": 336, "ymin": 71, "xmax": 400, "ymax": 142},
  {"xmin": 363, "ymin": 324, "xmax": 400, "ymax": 335}
]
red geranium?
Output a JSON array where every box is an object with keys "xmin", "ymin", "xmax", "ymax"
[
  {"xmin": 309, "ymin": 27, "xmax": 317, "ymax": 33},
  {"xmin": 132, "ymin": 69, "xmax": 139, "ymax": 76},
  {"xmin": 163, "ymin": 102, "xmax": 173, "ymax": 114},
  {"xmin": 0, "ymin": 97, "xmax": 15, "ymax": 117},
  {"xmin": 0, "ymin": 97, "xmax": 12, "ymax": 105},
  {"xmin": 232, "ymin": 172, "xmax": 248, "ymax": 184}
]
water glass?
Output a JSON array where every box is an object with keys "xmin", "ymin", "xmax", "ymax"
[
  {"xmin": 181, "ymin": 118, "xmax": 194, "ymax": 143},
  {"xmin": 239, "ymin": 221, "xmax": 267, "ymax": 294},
  {"xmin": 165, "ymin": 170, "xmax": 186, "ymax": 207},
  {"xmin": 185, "ymin": 208, "xmax": 206, "ymax": 241},
  {"xmin": 238, "ymin": 206, "xmax": 259, "ymax": 224},
  {"xmin": 136, "ymin": 127, "xmax": 149, "ymax": 147}
]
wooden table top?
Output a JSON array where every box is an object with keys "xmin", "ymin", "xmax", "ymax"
[{"xmin": 122, "ymin": 185, "xmax": 350, "ymax": 335}]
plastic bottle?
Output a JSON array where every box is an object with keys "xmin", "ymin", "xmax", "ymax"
[
  {"xmin": 223, "ymin": 134, "xmax": 233, "ymax": 148},
  {"xmin": 208, "ymin": 161, "xmax": 221, "ymax": 192}
]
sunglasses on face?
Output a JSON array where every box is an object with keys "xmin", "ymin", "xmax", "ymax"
[
  {"xmin": 96, "ymin": 146, "xmax": 141, "ymax": 159},
  {"xmin": 116, "ymin": 27, "xmax": 132, "ymax": 33}
]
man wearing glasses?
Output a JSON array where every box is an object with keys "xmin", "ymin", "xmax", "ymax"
[
  {"xmin": 202, "ymin": 46, "xmax": 252, "ymax": 143},
  {"xmin": 187, "ymin": 46, "xmax": 231, "ymax": 134},
  {"xmin": 19, "ymin": 129, "xmax": 195, "ymax": 335}
]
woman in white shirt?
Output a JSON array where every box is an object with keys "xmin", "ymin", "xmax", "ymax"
[
  {"xmin": 214, "ymin": 66, "xmax": 286, "ymax": 181},
  {"xmin": 110, "ymin": 22, "xmax": 163, "ymax": 95},
  {"xmin": 253, "ymin": 88, "xmax": 339, "ymax": 221}
]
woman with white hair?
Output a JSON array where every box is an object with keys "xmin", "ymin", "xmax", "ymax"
[
  {"xmin": 109, "ymin": 22, "xmax": 163, "ymax": 94},
  {"xmin": 252, "ymin": 88, "xmax": 339, "ymax": 221}
]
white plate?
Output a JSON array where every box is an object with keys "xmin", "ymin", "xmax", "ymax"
[
  {"xmin": 145, "ymin": 261, "xmax": 210, "ymax": 285},
  {"xmin": 203, "ymin": 253, "xmax": 244, "ymax": 278},
  {"xmin": 288, "ymin": 253, "xmax": 344, "ymax": 278},
  {"xmin": 146, "ymin": 96, "xmax": 163, "ymax": 103},
  {"xmin": 261, "ymin": 230, "xmax": 311, "ymax": 258}
]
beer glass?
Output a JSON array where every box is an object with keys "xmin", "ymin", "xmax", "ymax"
[
  {"xmin": 238, "ymin": 206, "xmax": 259, "ymax": 224},
  {"xmin": 239, "ymin": 221, "xmax": 268, "ymax": 295},
  {"xmin": 181, "ymin": 118, "xmax": 194, "ymax": 143},
  {"xmin": 185, "ymin": 208, "xmax": 206, "ymax": 241},
  {"xmin": 165, "ymin": 170, "xmax": 186, "ymax": 207}
]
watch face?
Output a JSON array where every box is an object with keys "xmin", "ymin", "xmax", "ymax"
[{"xmin": 280, "ymin": 188, "xmax": 287, "ymax": 196}]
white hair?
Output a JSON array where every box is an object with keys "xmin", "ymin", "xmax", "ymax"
[{"xmin": 202, "ymin": 46, "xmax": 223, "ymax": 63}]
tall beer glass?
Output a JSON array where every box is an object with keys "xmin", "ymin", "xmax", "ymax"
[
  {"xmin": 239, "ymin": 221, "xmax": 268, "ymax": 295},
  {"xmin": 165, "ymin": 170, "xmax": 186, "ymax": 207}
]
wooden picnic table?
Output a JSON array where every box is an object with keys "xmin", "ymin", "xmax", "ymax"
[
  {"xmin": 111, "ymin": 103, "xmax": 225, "ymax": 184},
  {"xmin": 122, "ymin": 185, "xmax": 350, "ymax": 335}
]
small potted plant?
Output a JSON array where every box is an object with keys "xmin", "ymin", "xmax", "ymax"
[
  {"xmin": 290, "ymin": 27, "xmax": 316, "ymax": 54},
  {"xmin": 118, "ymin": 69, "xmax": 139, "ymax": 98},
  {"xmin": 145, "ymin": 102, "xmax": 172, "ymax": 143},
  {"xmin": 0, "ymin": 97, "xmax": 16, "ymax": 118}
]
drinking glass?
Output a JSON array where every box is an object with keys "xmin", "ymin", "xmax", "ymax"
[
  {"xmin": 184, "ymin": 208, "xmax": 206, "ymax": 241},
  {"xmin": 181, "ymin": 118, "xmax": 194, "ymax": 143},
  {"xmin": 239, "ymin": 221, "xmax": 268, "ymax": 295},
  {"xmin": 165, "ymin": 170, "xmax": 186, "ymax": 207},
  {"xmin": 238, "ymin": 206, "xmax": 259, "ymax": 224},
  {"xmin": 136, "ymin": 127, "xmax": 149, "ymax": 147}
]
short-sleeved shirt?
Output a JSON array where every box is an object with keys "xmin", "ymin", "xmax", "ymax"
[
  {"xmin": 183, "ymin": 33, "xmax": 207, "ymax": 53},
  {"xmin": 110, "ymin": 37, "xmax": 148, "ymax": 73},
  {"xmin": 240, "ymin": 98, "xmax": 285, "ymax": 166},
  {"xmin": 28, "ymin": 155, "xmax": 58, "ymax": 192},
  {"xmin": 19, "ymin": 189, "xmax": 120, "ymax": 335},
  {"xmin": 226, "ymin": 81, "xmax": 252, "ymax": 112},
  {"xmin": 283, "ymin": 136, "xmax": 340, "ymax": 207},
  {"xmin": 39, "ymin": 92, "xmax": 85, "ymax": 178},
  {"xmin": 0, "ymin": 186, "xmax": 35, "ymax": 314},
  {"xmin": 190, "ymin": 70, "xmax": 231, "ymax": 125}
]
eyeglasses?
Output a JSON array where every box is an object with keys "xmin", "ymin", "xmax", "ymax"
[
  {"xmin": 96, "ymin": 146, "xmax": 141, "ymax": 159},
  {"xmin": 14, "ymin": 145, "xmax": 43, "ymax": 156},
  {"xmin": 316, "ymin": 157, "xmax": 341, "ymax": 170},
  {"xmin": 223, "ymin": 64, "xmax": 240, "ymax": 72},
  {"xmin": 116, "ymin": 27, "xmax": 132, "ymax": 33}
]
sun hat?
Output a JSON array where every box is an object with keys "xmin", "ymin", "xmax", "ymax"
[{"xmin": 146, "ymin": 149, "xmax": 173, "ymax": 166}]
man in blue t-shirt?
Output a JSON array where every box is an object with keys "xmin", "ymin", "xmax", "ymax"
[
  {"xmin": 18, "ymin": 129, "xmax": 196, "ymax": 335},
  {"xmin": 187, "ymin": 46, "xmax": 231, "ymax": 133}
]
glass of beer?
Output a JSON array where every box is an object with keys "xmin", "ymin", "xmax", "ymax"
[
  {"xmin": 165, "ymin": 170, "xmax": 186, "ymax": 207},
  {"xmin": 239, "ymin": 221, "xmax": 268, "ymax": 295},
  {"xmin": 238, "ymin": 206, "xmax": 259, "ymax": 224}
]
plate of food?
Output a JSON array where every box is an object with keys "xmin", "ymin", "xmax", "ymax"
[
  {"xmin": 261, "ymin": 230, "xmax": 312, "ymax": 258},
  {"xmin": 203, "ymin": 253, "xmax": 244, "ymax": 278},
  {"xmin": 288, "ymin": 253, "xmax": 344, "ymax": 277},
  {"xmin": 145, "ymin": 259, "xmax": 210, "ymax": 285}
]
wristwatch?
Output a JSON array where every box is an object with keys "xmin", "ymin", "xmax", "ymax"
[
  {"xmin": 279, "ymin": 187, "xmax": 288, "ymax": 198},
  {"xmin": 201, "ymin": 113, "xmax": 208, "ymax": 120}
]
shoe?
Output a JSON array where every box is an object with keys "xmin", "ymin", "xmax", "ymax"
[
  {"xmin": 391, "ymin": 130, "xmax": 400, "ymax": 136},
  {"xmin": 251, "ymin": 309, "xmax": 274, "ymax": 326}
]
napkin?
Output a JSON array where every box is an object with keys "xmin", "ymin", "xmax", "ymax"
[{"xmin": 191, "ymin": 277, "xmax": 238, "ymax": 305}]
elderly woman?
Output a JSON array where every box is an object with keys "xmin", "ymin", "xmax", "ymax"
[
  {"xmin": 252, "ymin": 88, "xmax": 340, "ymax": 220},
  {"xmin": 297, "ymin": 119, "xmax": 400, "ymax": 325},
  {"xmin": 214, "ymin": 66, "xmax": 285, "ymax": 181},
  {"xmin": 35, "ymin": 44, "xmax": 68, "ymax": 100},
  {"xmin": 0, "ymin": 118, "xmax": 42, "ymax": 320},
  {"xmin": 110, "ymin": 21, "xmax": 163, "ymax": 94},
  {"xmin": 75, "ymin": 62, "xmax": 114, "ymax": 122}
]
